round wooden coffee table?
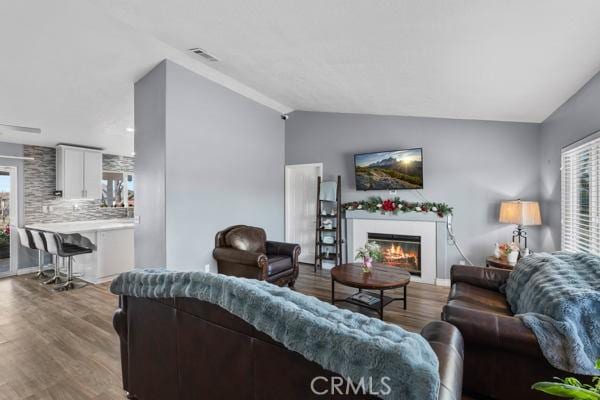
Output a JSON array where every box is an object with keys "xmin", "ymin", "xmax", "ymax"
[{"xmin": 330, "ymin": 263, "xmax": 410, "ymax": 320}]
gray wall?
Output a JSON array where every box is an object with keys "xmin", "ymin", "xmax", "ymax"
[
  {"xmin": 135, "ymin": 60, "xmax": 285, "ymax": 271},
  {"xmin": 285, "ymin": 111, "xmax": 541, "ymax": 266},
  {"xmin": 539, "ymin": 70, "xmax": 600, "ymax": 251},
  {"xmin": 134, "ymin": 61, "xmax": 167, "ymax": 268}
]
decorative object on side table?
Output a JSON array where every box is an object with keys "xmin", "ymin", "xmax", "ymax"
[
  {"xmin": 486, "ymin": 242, "xmax": 520, "ymax": 270},
  {"xmin": 499, "ymin": 242, "xmax": 520, "ymax": 264},
  {"xmin": 490, "ymin": 242, "xmax": 531, "ymax": 269},
  {"xmin": 499, "ymin": 199, "xmax": 542, "ymax": 250},
  {"xmin": 354, "ymin": 240, "xmax": 381, "ymax": 273},
  {"xmin": 493, "ymin": 242, "xmax": 502, "ymax": 258}
]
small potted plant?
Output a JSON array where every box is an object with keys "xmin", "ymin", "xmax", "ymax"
[
  {"xmin": 499, "ymin": 242, "xmax": 520, "ymax": 264},
  {"xmin": 355, "ymin": 241, "xmax": 381, "ymax": 273},
  {"xmin": 532, "ymin": 359, "xmax": 599, "ymax": 399}
]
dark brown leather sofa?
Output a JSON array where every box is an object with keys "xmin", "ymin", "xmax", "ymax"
[
  {"xmin": 113, "ymin": 295, "xmax": 464, "ymax": 400},
  {"xmin": 213, "ymin": 225, "xmax": 300, "ymax": 287},
  {"xmin": 442, "ymin": 265, "xmax": 587, "ymax": 400}
]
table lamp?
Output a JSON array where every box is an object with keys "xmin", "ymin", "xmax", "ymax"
[{"xmin": 499, "ymin": 200, "xmax": 542, "ymax": 249}]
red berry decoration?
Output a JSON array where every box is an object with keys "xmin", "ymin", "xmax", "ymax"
[{"xmin": 382, "ymin": 199, "xmax": 395, "ymax": 212}]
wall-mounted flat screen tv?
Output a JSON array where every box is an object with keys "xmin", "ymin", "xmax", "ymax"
[{"xmin": 354, "ymin": 148, "xmax": 423, "ymax": 190}]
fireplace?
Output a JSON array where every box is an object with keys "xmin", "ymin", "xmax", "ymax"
[
  {"xmin": 368, "ymin": 233, "xmax": 421, "ymax": 276},
  {"xmin": 347, "ymin": 214, "xmax": 442, "ymax": 284}
]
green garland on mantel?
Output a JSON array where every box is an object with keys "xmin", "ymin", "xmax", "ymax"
[{"xmin": 342, "ymin": 196, "xmax": 453, "ymax": 218}]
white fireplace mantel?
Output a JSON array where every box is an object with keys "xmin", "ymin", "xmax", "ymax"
[{"xmin": 344, "ymin": 210, "xmax": 450, "ymax": 285}]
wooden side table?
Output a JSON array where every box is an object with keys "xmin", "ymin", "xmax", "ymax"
[{"xmin": 486, "ymin": 256, "xmax": 515, "ymax": 270}]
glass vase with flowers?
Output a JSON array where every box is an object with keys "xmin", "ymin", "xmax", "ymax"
[
  {"xmin": 499, "ymin": 242, "xmax": 520, "ymax": 264},
  {"xmin": 355, "ymin": 241, "xmax": 382, "ymax": 273}
]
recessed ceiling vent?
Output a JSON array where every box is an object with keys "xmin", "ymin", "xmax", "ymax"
[{"xmin": 188, "ymin": 47, "xmax": 219, "ymax": 62}]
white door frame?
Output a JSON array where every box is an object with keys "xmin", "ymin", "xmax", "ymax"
[
  {"xmin": 0, "ymin": 166, "xmax": 18, "ymax": 278},
  {"xmin": 284, "ymin": 163, "xmax": 323, "ymax": 261}
]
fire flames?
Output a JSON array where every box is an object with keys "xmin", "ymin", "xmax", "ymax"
[{"xmin": 382, "ymin": 243, "xmax": 418, "ymax": 267}]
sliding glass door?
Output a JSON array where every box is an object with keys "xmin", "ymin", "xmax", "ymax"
[{"xmin": 0, "ymin": 166, "xmax": 17, "ymax": 277}]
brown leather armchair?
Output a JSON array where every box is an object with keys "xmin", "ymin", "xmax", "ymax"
[
  {"xmin": 442, "ymin": 265, "xmax": 587, "ymax": 400},
  {"xmin": 213, "ymin": 225, "xmax": 300, "ymax": 287}
]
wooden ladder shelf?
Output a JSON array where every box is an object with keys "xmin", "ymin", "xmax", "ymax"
[{"xmin": 314, "ymin": 175, "xmax": 343, "ymax": 271}]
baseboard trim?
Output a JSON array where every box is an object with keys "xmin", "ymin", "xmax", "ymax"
[
  {"xmin": 435, "ymin": 278, "xmax": 451, "ymax": 287},
  {"xmin": 16, "ymin": 267, "xmax": 40, "ymax": 275}
]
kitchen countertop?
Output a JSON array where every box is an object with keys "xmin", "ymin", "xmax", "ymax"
[{"xmin": 26, "ymin": 219, "xmax": 135, "ymax": 234}]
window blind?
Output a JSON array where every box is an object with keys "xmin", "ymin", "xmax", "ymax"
[{"xmin": 561, "ymin": 134, "xmax": 600, "ymax": 254}]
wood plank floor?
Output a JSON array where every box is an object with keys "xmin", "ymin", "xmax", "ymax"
[
  {"xmin": 0, "ymin": 275, "xmax": 124, "ymax": 400},
  {"xmin": 0, "ymin": 265, "xmax": 449, "ymax": 399}
]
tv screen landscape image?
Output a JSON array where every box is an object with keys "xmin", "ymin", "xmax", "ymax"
[{"xmin": 354, "ymin": 148, "xmax": 423, "ymax": 190}]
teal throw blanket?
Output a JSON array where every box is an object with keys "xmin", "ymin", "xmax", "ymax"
[
  {"xmin": 110, "ymin": 269, "xmax": 440, "ymax": 400},
  {"xmin": 505, "ymin": 252, "xmax": 600, "ymax": 375}
]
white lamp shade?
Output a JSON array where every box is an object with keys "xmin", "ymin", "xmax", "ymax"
[{"xmin": 499, "ymin": 200, "xmax": 542, "ymax": 226}]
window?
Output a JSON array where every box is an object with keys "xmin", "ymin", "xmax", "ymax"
[
  {"xmin": 102, "ymin": 171, "xmax": 135, "ymax": 208},
  {"xmin": 127, "ymin": 173, "xmax": 135, "ymax": 207},
  {"xmin": 561, "ymin": 134, "xmax": 600, "ymax": 254}
]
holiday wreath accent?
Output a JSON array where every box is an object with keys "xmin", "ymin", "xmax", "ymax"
[{"xmin": 342, "ymin": 196, "xmax": 453, "ymax": 218}]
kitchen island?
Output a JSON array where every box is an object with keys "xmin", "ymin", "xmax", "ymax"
[{"xmin": 26, "ymin": 219, "xmax": 135, "ymax": 283}]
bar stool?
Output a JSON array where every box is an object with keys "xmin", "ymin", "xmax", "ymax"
[
  {"xmin": 39, "ymin": 231, "xmax": 62, "ymax": 285},
  {"xmin": 29, "ymin": 229, "xmax": 53, "ymax": 279},
  {"xmin": 16, "ymin": 228, "xmax": 46, "ymax": 279},
  {"xmin": 43, "ymin": 232, "xmax": 92, "ymax": 291}
]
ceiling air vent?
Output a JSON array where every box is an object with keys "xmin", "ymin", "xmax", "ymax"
[
  {"xmin": 0, "ymin": 123, "xmax": 41, "ymax": 134},
  {"xmin": 188, "ymin": 47, "xmax": 219, "ymax": 62}
]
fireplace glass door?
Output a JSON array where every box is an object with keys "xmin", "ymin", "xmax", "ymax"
[{"xmin": 367, "ymin": 233, "xmax": 421, "ymax": 276}]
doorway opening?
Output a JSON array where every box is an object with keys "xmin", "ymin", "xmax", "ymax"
[
  {"xmin": 285, "ymin": 163, "xmax": 323, "ymax": 264},
  {"xmin": 0, "ymin": 166, "xmax": 17, "ymax": 277}
]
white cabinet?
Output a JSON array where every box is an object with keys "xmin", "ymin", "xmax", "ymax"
[
  {"xmin": 83, "ymin": 151, "xmax": 102, "ymax": 199},
  {"xmin": 56, "ymin": 145, "xmax": 102, "ymax": 199},
  {"xmin": 96, "ymin": 228, "xmax": 134, "ymax": 279},
  {"xmin": 62, "ymin": 147, "xmax": 84, "ymax": 199}
]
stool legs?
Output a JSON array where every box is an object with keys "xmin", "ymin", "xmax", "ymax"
[
  {"xmin": 34, "ymin": 250, "xmax": 47, "ymax": 279},
  {"xmin": 54, "ymin": 256, "xmax": 74, "ymax": 291},
  {"xmin": 43, "ymin": 256, "xmax": 61, "ymax": 285}
]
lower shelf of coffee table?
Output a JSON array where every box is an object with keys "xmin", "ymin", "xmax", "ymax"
[{"xmin": 339, "ymin": 291, "xmax": 395, "ymax": 311}]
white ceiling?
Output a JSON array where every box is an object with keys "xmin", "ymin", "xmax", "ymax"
[
  {"xmin": 0, "ymin": 0, "xmax": 288, "ymax": 155},
  {"xmin": 2, "ymin": 1, "xmax": 600, "ymax": 155}
]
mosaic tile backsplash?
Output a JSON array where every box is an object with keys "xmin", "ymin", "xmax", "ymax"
[
  {"xmin": 24, "ymin": 145, "xmax": 135, "ymax": 224},
  {"xmin": 103, "ymin": 153, "xmax": 134, "ymax": 173}
]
